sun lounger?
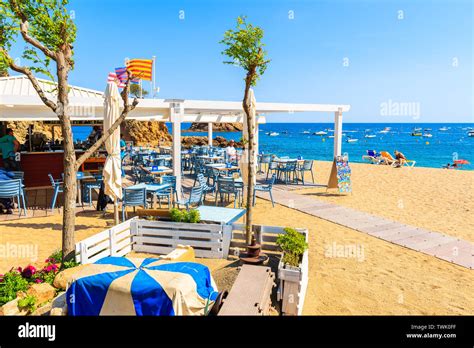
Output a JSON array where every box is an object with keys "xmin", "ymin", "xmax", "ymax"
[{"xmin": 362, "ymin": 149, "xmax": 382, "ymax": 164}]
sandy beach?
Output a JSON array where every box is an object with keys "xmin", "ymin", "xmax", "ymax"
[{"xmin": 0, "ymin": 162, "xmax": 473, "ymax": 315}]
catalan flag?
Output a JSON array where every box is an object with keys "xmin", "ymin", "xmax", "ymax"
[{"xmin": 126, "ymin": 59, "xmax": 153, "ymax": 81}]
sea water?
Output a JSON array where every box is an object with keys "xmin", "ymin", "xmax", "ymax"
[{"xmin": 182, "ymin": 123, "xmax": 474, "ymax": 170}]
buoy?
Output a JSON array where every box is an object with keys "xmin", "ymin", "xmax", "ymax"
[
  {"xmin": 322, "ymin": 138, "xmax": 326, "ymax": 142},
  {"xmin": 426, "ymin": 141, "xmax": 429, "ymax": 145}
]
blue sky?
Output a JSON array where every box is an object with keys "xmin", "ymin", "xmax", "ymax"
[{"xmin": 9, "ymin": 0, "xmax": 474, "ymax": 123}]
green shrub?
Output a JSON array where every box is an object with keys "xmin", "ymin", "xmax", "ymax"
[
  {"xmin": 170, "ymin": 208, "xmax": 201, "ymax": 223},
  {"xmin": 187, "ymin": 209, "xmax": 201, "ymax": 223},
  {"xmin": 17, "ymin": 295, "xmax": 37, "ymax": 314},
  {"xmin": 276, "ymin": 228, "xmax": 308, "ymax": 267},
  {"xmin": 0, "ymin": 271, "xmax": 30, "ymax": 306},
  {"xmin": 170, "ymin": 208, "xmax": 185, "ymax": 222}
]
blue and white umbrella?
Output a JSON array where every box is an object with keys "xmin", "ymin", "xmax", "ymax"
[{"xmin": 66, "ymin": 257, "xmax": 218, "ymax": 316}]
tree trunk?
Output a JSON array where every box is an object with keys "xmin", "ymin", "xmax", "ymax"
[
  {"xmin": 242, "ymin": 72, "xmax": 256, "ymax": 245},
  {"xmin": 56, "ymin": 52, "xmax": 77, "ymax": 262}
]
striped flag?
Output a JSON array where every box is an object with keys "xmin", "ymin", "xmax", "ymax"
[
  {"xmin": 107, "ymin": 72, "xmax": 125, "ymax": 88},
  {"xmin": 126, "ymin": 59, "xmax": 153, "ymax": 81},
  {"xmin": 115, "ymin": 67, "xmax": 139, "ymax": 84}
]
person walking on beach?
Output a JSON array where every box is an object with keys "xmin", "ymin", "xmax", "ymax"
[{"xmin": 0, "ymin": 128, "xmax": 20, "ymax": 171}]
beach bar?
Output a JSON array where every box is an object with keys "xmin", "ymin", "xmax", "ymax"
[{"xmin": 0, "ymin": 75, "xmax": 350, "ymax": 192}]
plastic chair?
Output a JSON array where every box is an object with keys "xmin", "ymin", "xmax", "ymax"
[
  {"xmin": 48, "ymin": 174, "xmax": 63, "ymax": 211},
  {"xmin": 253, "ymin": 174, "xmax": 276, "ymax": 207},
  {"xmin": 258, "ymin": 154, "xmax": 273, "ymax": 174},
  {"xmin": 0, "ymin": 179, "xmax": 27, "ymax": 216},
  {"xmin": 216, "ymin": 177, "xmax": 240, "ymax": 208},
  {"xmin": 122, "ymin": 187, "xmax": 147, "ymax": 222},
  {"xmin": 266, "ymin": 160, "xmax": 279, "ymax": 181},
  {"xmin": 278, "ymin": 160, "xmax": 298, "ymax": 184},
  {"xmin": 296, "ymin": 160, "xmax": 314, "ymax": 185},
  {"xmin": 82, "ymin": 174, "xmax": 103, "ymax": 207},
  {"xmin": 151, "ymin": 175, "xmax": 176, "ymax": 208},
  {"xmin": 175, "ymin": 185, "xmax": 203, "ymax": 210},
  {"xmin": 197, "ymin": 173, "xmax": 215, "ymax": 203}
]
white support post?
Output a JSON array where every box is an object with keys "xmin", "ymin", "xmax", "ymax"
[
  {"xmin": 333, "ymin": 108, "xmax": 343, "ymax": 158},
  {"xmin": 171, "ymin": 103, "xmax": 183, "ymax": 199},
  {"xmin": 208, "ymin": 122, "xmax": 213, "ymax": 146},
  {"xmin": 255, "ymin": 120, "xmax": 259, "ymax": 158}
]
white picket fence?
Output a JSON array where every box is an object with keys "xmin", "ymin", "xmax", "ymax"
[
  {"xmin": 75, "ymin": 218, "xmax": 232, "ymax": 263},
  {"xmin": 132, "ymin": 219, "xmax": 232, "ymax": 259},
  {"xmin": 75, "ymin": 218, "xmax": 136, "ymax": 264}
]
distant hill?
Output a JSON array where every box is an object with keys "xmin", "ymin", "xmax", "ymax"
[{"xmin": 185, "ymin": 122, "xmax": 243, "ymax": 132}]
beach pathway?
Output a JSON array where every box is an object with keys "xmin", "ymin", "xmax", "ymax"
[{"xmin": 255, "ymin": 186, "xmax": 473, "ymax": 269}]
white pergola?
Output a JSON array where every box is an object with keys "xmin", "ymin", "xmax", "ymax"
[{"xmin": 0, "ymin": 76, "xmax": 350, "ymax": 191}]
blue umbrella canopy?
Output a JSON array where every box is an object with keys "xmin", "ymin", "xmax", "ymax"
[{"xmin": 66, "ymin": 257, "xmax": 218, "ymax": 316}]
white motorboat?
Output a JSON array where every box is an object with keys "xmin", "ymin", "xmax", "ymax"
[
  {"xmin": 269, "ymin": 132, "xmax": 279, "ymax": 136},
  {"xmin": 313, "ymin": 131, "xmax": 328, "ymax": 136}
]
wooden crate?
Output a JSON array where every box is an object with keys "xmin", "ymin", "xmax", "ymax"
[
  {"xmin": 218, "ymin": 264, "xmax": 275, "ymax": 315},
  {"xmin": 132, "ymin": 220, "xmax": 231, "ymax": 259}
]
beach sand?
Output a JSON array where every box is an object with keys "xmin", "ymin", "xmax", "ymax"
[
  {"xmin": 0, "ymin": 162, "xmax": 472, "ymax": 314},
  {"xmin": 296, "ymin": 161, "xmax": 474, "ymax": 242}
]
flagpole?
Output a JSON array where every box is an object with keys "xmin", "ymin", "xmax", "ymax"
[{"xmin": 152, "ymin": 55, "xmax": 156, "ymax": 98}]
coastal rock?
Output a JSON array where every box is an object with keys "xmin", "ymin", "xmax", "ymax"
[
  {"xmin": 0, "ymin": 298, "xmax": 28, "ymax": 316},
  {"xmin": 31, "ymin": 303, "xmax": 52, "ymax": 316},
  {"xmin": 181, "ymin": 136, "xmax": 243, "ymax": 148},
  {"xmin": 50, "ymin": 292, "xmax": 67, "ymax": 316},
  {"xmin": 121, "ymin": 120, "xmax": 172, "ymax": 146},
  {"xmin": 6, "ymin": 121, "xmax": 62, "ymax": 143},
  {"xmin": 27, "ymin": 283, "xmax": 56, "ymax": 305},
  {"xmin": 185, "ymin": 122, "xmax": 243, "ymax": 132},
  {"xmin": 53, "ymin": 264, "xmax": 88, "ymax": 290}
]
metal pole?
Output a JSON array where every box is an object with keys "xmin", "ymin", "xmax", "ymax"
[
  {"xmin": 114, "ymin": 199, "xmax": 119, "ymax": 225},
  {"xmin": 152, "ymin": 55, "xmax": 156, "ymax": 98}
]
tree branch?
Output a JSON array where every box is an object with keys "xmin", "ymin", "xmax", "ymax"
[
  {"xmin": 9, "ymin": 0, "xmax": 57, "ymax": 60},
  {"xmin": 75, "ymin": 81, "xmax": 138, "ymax": 171},
  {"xmin": 2, "ymin": 48, "xmax": 58, "ymax": 112}
]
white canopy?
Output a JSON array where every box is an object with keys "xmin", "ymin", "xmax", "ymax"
[{"xmin": 0, "ymin": 76, "xmax": 350, "ymax": 122}]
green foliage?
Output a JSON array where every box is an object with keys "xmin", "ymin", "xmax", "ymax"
[
  {"xmin": 276, "ymin": 228, "xmax": 308, "ymax": 267},
  {"xmin": 48, "ymin": 249, "xmax": 62, "ymax": 264},
  {"xmin": 130, "ymin": 84, "xmax": 149, "ymax": 98},
  {"xmin": 170, "ymin": 208, "xmax": 201, "ymax": 223},
  {"xmin": 17, "ymin": 295, "xmax": 37, "ymax": 313},
  {"xmin": 220, "ymin": 16, "xmax": 270, "ymax": 86},
  {"xmin": 62, "ymin": 259, "xmax": 79, "ymax": 269},
  {"xmin": 0, "ymin": 0, "xmax": 77, "ymax": 76},
  {"xmin": 0, "ymin": 271, "xmax": 29, "ymax": 306}
]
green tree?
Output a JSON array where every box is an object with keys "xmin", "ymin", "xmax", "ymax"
[
  {"xmin": 130, "ymin": 83, "xmax": 149, "ymax": 98},
  {"xmin": 221, "ymin": 16, "xmax": 270, "ymax": 244},
  {"xmin": 0, "ymin": 0, "xmax": 138, "ymax": 263}
]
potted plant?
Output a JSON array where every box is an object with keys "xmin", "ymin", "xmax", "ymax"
[{"xmin": 276, "ymin": 227, "xmax": 309, "ymax": 316}]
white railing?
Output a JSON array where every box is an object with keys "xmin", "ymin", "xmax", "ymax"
[{"xmin": 75, "ymin": 218, "xmax": 136, "ymax": 264}]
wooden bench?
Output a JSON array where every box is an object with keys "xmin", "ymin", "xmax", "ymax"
[{"xmin": 218, "ymin": 264, "xmax": 275, "ymax": 315}]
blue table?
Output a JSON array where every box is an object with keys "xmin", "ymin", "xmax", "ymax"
[
  {"xmin": 126, "ymin": 182, "xmax": 171, "ymax": 193},
  {"xmin": 196, "ymin": 205, "xmax": 246, "ymax": 224}
]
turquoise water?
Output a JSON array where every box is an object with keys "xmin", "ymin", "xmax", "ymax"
[
  {"xmin": 183, "ymin": 123, "xmax": 474, "ymax": 170},
  {"xmin": 72, "ymin": 126, "xmax": 92, "ymax": 141}
]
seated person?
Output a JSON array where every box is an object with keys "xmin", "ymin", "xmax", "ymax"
[
  {"xmin": 225, "ymin": 139, "xmax": 237, "ymax": 162},
  {"xmin": 0, "ymin": 168, "xmax": 14, "ymax": 214},
  {"xmin": 394, "ymin": 150, "xmax": 407, "ymax": 166}
]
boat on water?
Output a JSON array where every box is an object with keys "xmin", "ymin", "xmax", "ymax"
[
  {"xmin": 468, "ymin": 130, "xmax": 474, "ymax": 137},
  {"xmin": 364, "ymin": 134, "xmax": 376, "ymax": 138},
  {"xmin": 281, "ymin": 131, "xmax": 289, "ymax": 134},
  {"xmin": 423, "ymin": 133, "xmax": 433, "ymax": 138},
  {"xmin": 411, "ymin": 132, "xmax": 422, "ymax": 136},
  {"xmin": 424, "ymin": 128, "xmax": 432, "ymax": 131},
  {"xmin": 313, "ymin": 131, "xmax": 328, "ymax": 136},
  {"xmin": 301, "ymin": 130, "xmax": 311, "ymax": 134},
  {"xmin": 379, "ymin": 127, "xmax": 391, "ymax": 134},
  {"xmin": 346, "ymin": 137, "xmax": 358, "ymax": 143},
  {"xmin": 413, "ymin": 127, "xmax": 422, "ymax": 132},
  {"xmin": 439, "ymin": 127, "xmax": 448, "ymax": 131},
  {"xmin": 269, "ymin": 132, "xmax": 279, "ymax": 136}
]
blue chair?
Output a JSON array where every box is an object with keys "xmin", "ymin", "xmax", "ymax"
[
  {"xmin": 122, "ymin": 187, "xmax": 147, "ymax": 222},
  {"xmin": 150, "ymin": 175, "xmax": 176, "ymax": 208},
  {"xmin": 9, "ymin": 171, "xmax": 26, "ymax": 201},
  {"xmin": 216, "ymin": 177, "xmax": 240, "ymax": 208},
  {"xmin": 0, "ymin": 179, "xmax": 27, "ymax": 216},
  {"xmin": 197, "ymin": 173, "xmax": 215, "ymax": 203},
  {"xmin": 48, "ymin": 174, "xmax": 63, "ymax": 211},
  {"xmin": 296, "ymin": 160, "xmax": 314, "ymax": 185},
  {"xmin": 82, "ymin": 175, "xmax": 103, "ymax": 207},
  {"xmin": 278, "ymin": 160, "xmax": 298, "ymax": 184},
  {"xmin": 258, "ymin": 154, "xmax": 273, "ymax": 174},
  {"xmin": 266, "ymin": 160, "xmax": 279, "ymax": 181},
  {"xmin": 175, "ymin": 185, "xmax": 203, "ymax": 210},
  {"xmin": 253, "ymin": 174, "xmax": 276, "ymax": 207}
]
